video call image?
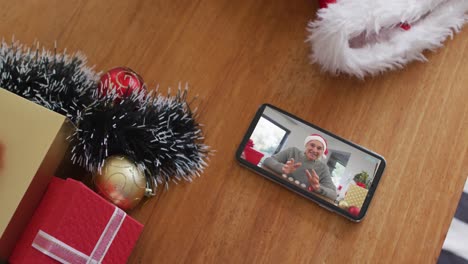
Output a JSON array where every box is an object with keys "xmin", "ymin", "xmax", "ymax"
[{"xmin": 241, "ymin": 106, "xmax": 382, "ymax": 216}]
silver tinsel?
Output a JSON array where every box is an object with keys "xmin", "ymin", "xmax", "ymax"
[{"xmin": 0, "ymin": 39, "xmax": 211, "ymax": 190}]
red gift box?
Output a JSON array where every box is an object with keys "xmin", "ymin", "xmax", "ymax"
[
  {"xmin": 243, "ymin": 147, "xmax": 264, "ymax": 166},
  {"xmin": 9, "ymin": 177, "xmax": 143, "ymax": 264}
]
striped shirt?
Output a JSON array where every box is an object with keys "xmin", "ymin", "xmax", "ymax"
[{"xmin": 438, "ymin": 178, "xmax": 468, "ymax": 264}]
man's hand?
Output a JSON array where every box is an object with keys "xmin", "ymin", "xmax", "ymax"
[
  {"xmin": 282, "ymin": 158, "xmax": 302, "ymax": 174},
  {"xmin": 306, "ymin": 169, "xmax": 320, "ymax": 191}
]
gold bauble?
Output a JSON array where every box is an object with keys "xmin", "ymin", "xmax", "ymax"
[
  {"xmin": 338, "ymin": 200, "xmax": 350, "ymax": 210},
  {"xmin": 94, "ymin": 155, "xmax": 146, "ymax": 210}
]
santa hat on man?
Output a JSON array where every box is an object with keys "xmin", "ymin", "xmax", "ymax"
[
  {"xmin": 304, "ymin": 134, "xmax": 329, "ymax": 159},
  {"xmin": 307, "ymin": 0, "xmax": 468, "ymax": 78}
]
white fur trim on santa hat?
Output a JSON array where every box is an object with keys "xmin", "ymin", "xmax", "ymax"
[
  {"xmin": 304, "ymin": 134, "xmax": 328, "ymax": 158},
  {"xmin": 306, "ymin": 0, "xmax": 468, "ymax": 78}
]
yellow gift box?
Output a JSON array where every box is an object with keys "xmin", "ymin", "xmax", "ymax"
[
  {"xmin": 0, "ymin": 89, "xmax": 73, "ymax": 259},
  {"xmin": 344, "ymin": 184, "xmax": 368, "ymax": 208}
]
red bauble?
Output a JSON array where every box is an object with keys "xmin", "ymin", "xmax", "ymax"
[
  {"xmin": 348, "ymin": 206, "xmax": 360, "ymax": 217},
  {"xmin": 356, "ymin": 182, "xmax": 367, "ymax": 188},
  {"xmin": 98, "ymin": 67, "xmax": 145, "ymax": 98}
]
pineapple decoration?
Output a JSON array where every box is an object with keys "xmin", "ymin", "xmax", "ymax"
[{"xmin": 354, "ymin": 171, "xmax": 370, "ymax": 189}]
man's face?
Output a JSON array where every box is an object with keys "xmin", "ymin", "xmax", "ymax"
[{"xmin": 304, "ymin": 140, "xmax": 324, "ymax": 161}]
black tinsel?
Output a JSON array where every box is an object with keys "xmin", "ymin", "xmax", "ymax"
[{"xmin": 0, "ymin": 40, "xmax": 210, "ymax": 189}]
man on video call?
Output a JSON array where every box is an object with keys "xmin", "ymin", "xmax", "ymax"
[{"xmin": 263, "ymin": 134, "xmax": 337, "ymax": 200}]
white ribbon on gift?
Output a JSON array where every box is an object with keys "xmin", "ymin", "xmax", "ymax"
[{"xmin": 31, "ymin": 207, "xmax": 126, "ymax": 264}]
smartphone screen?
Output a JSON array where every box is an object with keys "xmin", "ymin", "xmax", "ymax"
[{"xmin": 236, "ymin": 104, "xmax": 386, "ymax": 222}]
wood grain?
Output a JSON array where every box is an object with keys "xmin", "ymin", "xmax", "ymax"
[{"xmin": 1, "ymin": 0, "xmax": 467, "ymax": 263}]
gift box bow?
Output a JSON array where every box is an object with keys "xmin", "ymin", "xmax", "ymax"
[
  {"xmin": 8, "ymin": 177, "xmax": 143, "ymax": 264},
  {"xmin": 32, "ymin": 207, "xmax": 126, "ymax": 264}
]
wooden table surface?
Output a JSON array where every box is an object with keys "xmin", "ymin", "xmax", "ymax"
[{"xmin": 2, "ymin": 0, "xmax": 467, "ymax": 263}]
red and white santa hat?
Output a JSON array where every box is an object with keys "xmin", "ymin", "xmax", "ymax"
[
  {"xmin": 308, "ymin": 0, "xmax": 468, "ymax": 78},
  {"xmin": 304, "ymin": 134, "xmax": 328, "ymax": 158}
]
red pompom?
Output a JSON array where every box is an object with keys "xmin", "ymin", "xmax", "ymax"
[
  {"xmin": 319, "ymin": 0, "xmax": 336, "ymax": 8},
  {"xmin": 400, "ymin": 22, "xmax": 411, "ymax": 31},
  {"xmin": 98, "ymin": 67, "xmax": 145, "ymax": 99}
]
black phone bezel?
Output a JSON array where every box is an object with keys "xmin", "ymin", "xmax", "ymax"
[{"xmin": 235, "ymin": 104, "xmax": 386, "ymax": 222}]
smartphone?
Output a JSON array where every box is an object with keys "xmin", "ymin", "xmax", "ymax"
[{"xmin": 235, "ymin": 104, "xmax": 386, "ymax": 222}]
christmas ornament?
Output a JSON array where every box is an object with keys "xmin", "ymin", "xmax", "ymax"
[
  {"xmin": 94, "ymin": 155, "xmax": 147, "ymax": 210},
  {"xmin": 338, "ymin": 200, "xmax": 349, "ymax": 209},
  {"xmin": 0, "ymin": 40, "xmax": 211, "ymax": 194},
  {"xmin": 348, "ymin": 206, "xmax": 360, "ymax": 217},
  {"xmin": 307, "ymin": 0, "xmax": 468, "ymax": 78},
  {"xmin": 98, "ymin": 67, "xmax": 145, "ymax": 99}
]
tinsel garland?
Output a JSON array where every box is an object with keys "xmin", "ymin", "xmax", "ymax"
[{"xmin": 0, "ymin": 40, "xmax": 210, "ymax": 189}]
